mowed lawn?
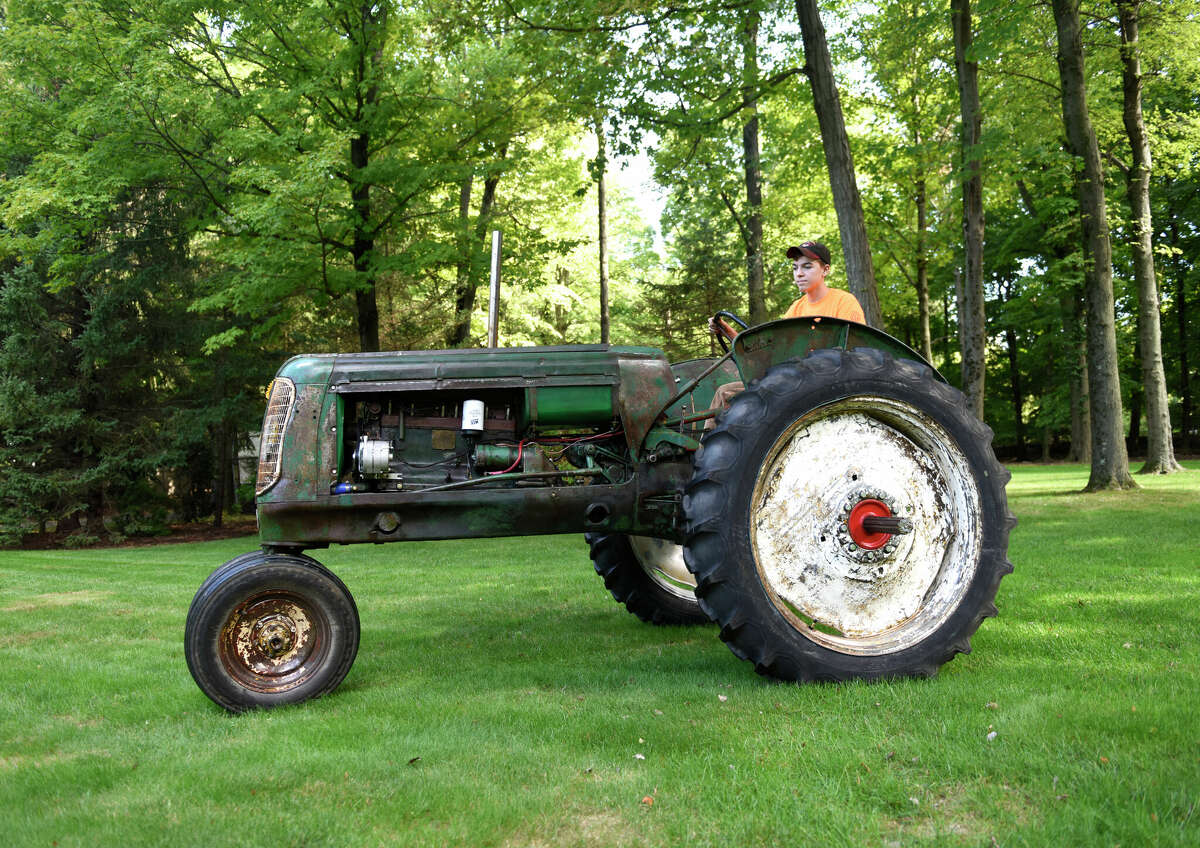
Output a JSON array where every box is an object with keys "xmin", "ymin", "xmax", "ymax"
[{"xmin": 1, "ymin": 463, "xmax": 1197, "ymax": 847}]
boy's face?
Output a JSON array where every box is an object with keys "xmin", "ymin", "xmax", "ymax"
[{"xmin": 792, "ymin": 256, "xmax": 829, "ymax": 293}]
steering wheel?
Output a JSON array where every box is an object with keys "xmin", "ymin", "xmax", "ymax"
[{"xmin": 710, "ymin": 311, "xmax": 749, "ymax": 352}]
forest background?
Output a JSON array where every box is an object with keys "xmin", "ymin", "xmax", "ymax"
[{"xmin": 0, "ymin": 0, "xmax": 1197, "ymax": 544}]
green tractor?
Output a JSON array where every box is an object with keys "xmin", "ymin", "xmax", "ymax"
[{"xmin": 184, "ymin": 314, "xmax": 1014, "ymax": 711}]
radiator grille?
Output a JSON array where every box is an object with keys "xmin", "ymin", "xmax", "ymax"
[{"xmin": 256, "ymin": 377, "xmax": 296, "ymax": 495}]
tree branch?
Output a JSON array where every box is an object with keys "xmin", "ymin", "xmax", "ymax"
[{"xmin": 719, "ymin": 190, "xmax": 750, "ymax": 247}]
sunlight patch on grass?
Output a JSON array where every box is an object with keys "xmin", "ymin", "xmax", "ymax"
[
  {"xmin": 0, "ymin": 589, "xmax": 113, "ymax": 612},
  {"xmin": 503, "ymin": 808, "xmax": 651, "ymax": 848},
  {"xmin": 0, "ymin": 630, "xmax": 55, "ymax": 649},
  {"xmin": 879, "ymin": 778, "xmax": 1039, "ymax": 844}
]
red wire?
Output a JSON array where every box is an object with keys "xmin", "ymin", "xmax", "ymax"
[{"xmin": 488, "ymin": 440, "xmax": 524, "ymax": 475}]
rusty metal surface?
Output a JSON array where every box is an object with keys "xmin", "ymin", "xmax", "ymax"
[
  {"xmin": 324, "ymin": 344, "xmax": 660, "ymax": 386},
  {"xmin": 261, "ymin": 383, "xmax": 330, "ymax": 504},
  {"xmin": 256, "ymin": 345, "xmax": 705, "ymax": 546},
  {"xmin": 259, "ymin": 458, "xmax": 692, "ymax": 546},
  {"xmin": 615, "ymin": 356, "xmax": 677, "ymax": 457},
  {"xmin": 219, "ymin": 590, "xmax": 327, "ymax": 693},
  {"xmin": 749, "ymin": 396, "xmax": 981, "ymax": 655},
  {"xmin": 404, "ymin": 415, "xmax": 517, "ymax": 434},
  {"xmin": 732, "ymin": 318, "xmax": 941, "ymax": 386}
]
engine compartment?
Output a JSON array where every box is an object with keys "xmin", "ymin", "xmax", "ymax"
[{"xmin": 334, "ymin": 388, "xmax": 633, "ymax": 493}]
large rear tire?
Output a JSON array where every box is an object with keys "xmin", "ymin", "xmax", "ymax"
[
  {"xmin": 185, "ymin": 552, "xmax": 360, "ymax": 712},
  {"xmin": 684, "ymin": 348, "xmax": 1014, "ymax": 681},
  {"xmin": 587, "ymin": 533, "xmax": 710, "ymax": 625}
]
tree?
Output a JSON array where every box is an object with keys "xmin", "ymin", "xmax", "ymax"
[
  {"xmin": 740, "ymin": 6, "xmax": 768, "ymax": 325},
  {"xmin": 595, "ymin": 118, "xmax": 612, "ymax": 343},
  {"xmin": 951, "ymin": 0, "xmax": 988, "ymax": 420},
  {"xmin": 854, "ymin": 0, "xmax": 959, "ymax": 365},
  {"xmin": 1050, "ymin": 0, "xmax": 1137, "ymax": 490},
  {"xmin": 1113, "ymin": 0, "xmax": 1183, "ymax": 473},
  {"xmin": 794, "ymin": 0, "xmax": 883, "ymax": 327}
]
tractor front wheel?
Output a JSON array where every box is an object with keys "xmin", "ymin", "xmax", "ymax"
[
  {"xmin": 684, "ymin": 348, "xmax": 1014, "ymax": 681},
  {"xmin": 184, "ymin": 552, "xmax": 360, "ymax": 712}
]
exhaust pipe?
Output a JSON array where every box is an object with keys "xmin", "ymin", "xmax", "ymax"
[{"xmin": 487, "ymin": 230, "xmax": 502, "ymax": 348}]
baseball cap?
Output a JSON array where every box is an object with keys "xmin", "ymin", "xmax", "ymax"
[{"xmin": 786, "ymin": 241, "xmax": 832, "ymax": 265}]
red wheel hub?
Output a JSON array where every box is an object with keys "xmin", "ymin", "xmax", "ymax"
[{"xmin": 847, "ymin": 499, "xmax": 893, "ymax": 550}]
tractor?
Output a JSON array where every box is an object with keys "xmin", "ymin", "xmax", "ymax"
[{"xmin": 184, "ymin": 313, "xmax": 1014, "ymax": 711}]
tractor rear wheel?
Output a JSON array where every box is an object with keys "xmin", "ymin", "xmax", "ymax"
[
  {"xmin": 684, "ymin": 348, "xmax": 1014, "ymax": 681},
  {"xmin": 587, "ymin": 533, "xmax": 710, "ymax": 625},
  {"xmin": 185, "ymin": 551, "xmax": 360, "ymax": 711}
]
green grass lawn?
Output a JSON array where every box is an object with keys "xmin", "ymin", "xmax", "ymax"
[{"xmin": 2, "ymin": 463, "xmax": 1198, "ymax": 847}]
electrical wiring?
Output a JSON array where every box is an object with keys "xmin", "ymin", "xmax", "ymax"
[{"xmin": 487, "ymin": 440, "xmax": 524, "ymax": 475}]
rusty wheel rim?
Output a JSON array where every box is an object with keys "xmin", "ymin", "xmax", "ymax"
[
  {"xmin": 749, "ymin": 396, "xmax": 982, "ymax": 655},
  {"xmin": 219, "ymin": 591, "xmax": 331, "ymax": 694},
  {"xmin": 628, "ymin": 536, "xmax": 697, "ymax": 600}
]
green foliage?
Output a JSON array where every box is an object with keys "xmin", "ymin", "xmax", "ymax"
[{"xmin": 1, "ymin": 0, "xmax": 1198, "ymax": 540}]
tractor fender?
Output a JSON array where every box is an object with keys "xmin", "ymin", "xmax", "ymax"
[{"xmin": 730, "ymin": 317, "xmax": 944, "ymax": 387}]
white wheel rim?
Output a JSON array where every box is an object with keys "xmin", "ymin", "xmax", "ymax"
[
  {"xmin": 750, "ymin": 396, "xmax": 982, "ymax": 655},
  {"xmin": 628, "ymin": 536, "xmax": 697, "ymax": 600}
]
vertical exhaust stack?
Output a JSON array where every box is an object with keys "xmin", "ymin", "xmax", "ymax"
[{"xmin": 487, "ymin": 230, "xmax": 502, "ymax": 349}]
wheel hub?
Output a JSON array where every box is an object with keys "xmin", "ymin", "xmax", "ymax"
[
  {"xmin": 254, "ymin": 614, "xmax": 298, "ymax": 658},
  {"xmin": 628, "ymin": 536, "xmax": 697, "ymax": 598},
  {"xmin": 222, "ymin": 594, "xmax": 318, "ymax": 688},
  {"xmin": 839, "ymin": 489, "xmax": 904, "ymax": 561}
]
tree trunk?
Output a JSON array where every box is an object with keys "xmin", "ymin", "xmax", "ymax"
[
  {"xmin": 915, "ymin": 174, "xmax": 933, "ymax": 363},
  {"xmin": 349, "ymin": 2, "xmax": 386, "ymax": 352},
  {"xmin": 942, "ymin": 290, "xmax": 952, "ymax": 373},
  {"xmin": 596, "ymin": 120, "xmax": 610, "ymax": 344},
  {"xmin": 350, "ymin": 131, "xmax": 380, "ymax": 353},
  {"xmin": 1116, "ymin": 0, "xmax": 1182, "ymax": 473},
  {"xmin": 450, "ymin": 175, "xmax": 474, "ymax": 346},
  {"xmin": 1128, "ymin": 330, "xmax": 1142, "ymax": 452},
  {"xmin": 85, "ymin": 488, "xmax": 105, "ymax": 536},
  {"xmin": 1067, "ymin": 287, "xmax": 1091, "ymax": 463},
  {"xmin": 951, "ymin": 0, "xmax": 987, "ymax": 421},
  {"xmin": 1176, "ymin": 221, "xmax": 1192, "ymax": 452},
  {"xmin": 1004, "ymin": 325, "xmax": 1025, "ymax": 459},
  {"xmin": 448, "ymin": 156, "xmax": 504, "ymax": 348},
  {"xmin": 1051, "ymin": 0, "xmax": 1136, "ymax": 490},
  {"xmin": 213, "ymin": 421, "xmax": 229, "ymax": 530},
  {"xmin": 554, "ymin": 267, "xmax": 572, "ymax": 341},
  {"xmin": 910, "ymin": 72, "xmax": 933, "ymax": 364},
  {"xmin": 742, "ymin": 10, "xmax": 767, "ymax": 325},
  {"xmin": 794, "ymin": 0, "xmax": 882, "ymax": 327}
]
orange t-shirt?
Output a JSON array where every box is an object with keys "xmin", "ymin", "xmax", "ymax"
[{"xmin": 783, "ymin": 288, "xmax": 865, "ymax": 323}]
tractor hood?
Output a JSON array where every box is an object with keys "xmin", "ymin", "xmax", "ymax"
[{"xmin": 274, "ymin": 345, "xmax": 677, "ymax": 457}]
